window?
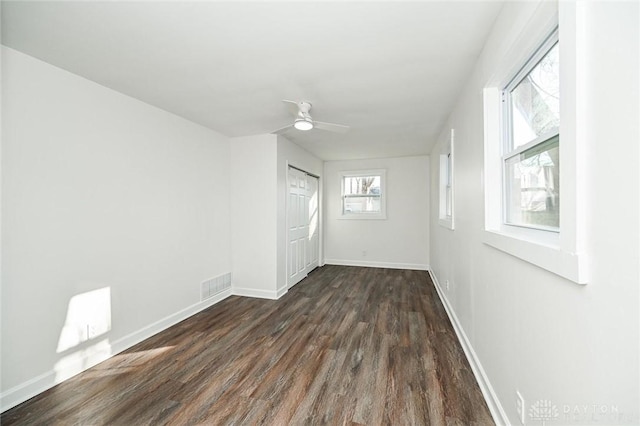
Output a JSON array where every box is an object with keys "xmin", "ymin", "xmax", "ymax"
[
  {"xmin": 482, "ymin": 13, "xmax": 587, "ymax": 284},
  {"xmin": 503, "ymin": 31, "xmax": 559, "ymax": 231},
  {"xmin": 446, "ymin": 153, "xmax": 452, "ymax": 216},
  {"xmin": 439, "ymin": 129, "xmax": 454, "ymax": 229},
  {"xmin": 340, "ymin": 170, "xmax": 386, "ymax": 219}
]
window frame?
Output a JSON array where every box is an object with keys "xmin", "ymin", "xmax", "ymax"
[
  {"xmin": 501, "ymin": 30, "xmax": 560, "ymax": 233},
  {"xmin": 438, "ymin": 129, "xmax": 455, "ymax": 230},
  {"xmin": 482, "ymin": 2, "xmax": 589, "ymax": 285},
  {"xmin": 339, "ymin": 169, "xmax": 387, "ymax": 220}
]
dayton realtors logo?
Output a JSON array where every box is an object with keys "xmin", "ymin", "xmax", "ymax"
[
  {"xmin": 529, "ymin": 400, "xmax": 559, "ymax": 425},
  {"xmin": 529, "ymin": 399, "xmax": 625, "ymax": 424}
]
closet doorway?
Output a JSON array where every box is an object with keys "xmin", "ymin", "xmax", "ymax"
[{"xmin": 287, "ymin": 166, "xmax": 319, "ymax": 288}]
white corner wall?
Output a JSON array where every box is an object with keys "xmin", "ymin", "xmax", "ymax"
[
  {"xmin": 429, "ymin": 2, "xmax": 639, "ymax": 425},
  {"xmin": 230, "ymin": 134, "xmax": 278, "ymax": 299},
  {"xmin": 1, "ymin": 47, "xmax": 232, "ymax": 409},
  {"xmin": 324, "ymin": 156, "xmax": 429, "ymax": 270},
  {"xmin": 230, "ymin": 135, "xmax": 324, "ymax": 297}
]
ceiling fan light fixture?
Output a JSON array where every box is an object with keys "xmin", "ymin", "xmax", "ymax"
[{"xmin": 294, "ymin": 118, "xmax": 313, "ymax": 131}]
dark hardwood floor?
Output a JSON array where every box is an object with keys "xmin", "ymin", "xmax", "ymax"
[{"xmin": 2, "ymin": 265, "xmax": 494, "ymax": 425}]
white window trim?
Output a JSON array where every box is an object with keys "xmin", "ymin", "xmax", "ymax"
[
  {"xmin": 482, "ymin": 2, "xmax": 588, "ymax": 284},
  {"xmin": 439, "ymin": 129, "xmax": 455, "ymax": 230},
  {"xmin": 339, "ymin": 169, "xmax": 387, "ymax": 220}
]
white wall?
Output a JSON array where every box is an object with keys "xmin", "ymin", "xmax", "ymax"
[
  {"xmin": 324, "ymin": 156, "xmax": 429, "ymax": 270},
  {"xmin": 429, "ymin": 2, "xmax": 639, "ymax": 424},
  {"xmin": 1, "ymin": 47, "xmax": 232, "ymax": 409},
  {"xmin": 230, "ymin": 134, "xmax": 278, "ymax": 298},
  {"xmin": 276, "ymin": 136, "xmax": 324, "ymax": 292}
]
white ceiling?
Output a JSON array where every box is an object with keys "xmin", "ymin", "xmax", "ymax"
[{"xmin": 1, "ymin": 1, "xmax": 503, "ymax": 161}]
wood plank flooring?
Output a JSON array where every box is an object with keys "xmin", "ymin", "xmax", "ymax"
[{"xmin": 2, "ymin": 265, "xmax": 494, "ymax": 425}]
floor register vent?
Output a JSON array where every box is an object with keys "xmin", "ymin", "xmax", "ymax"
[{"xmin": 201, "ymin": 272, "xmax": 232, "ymax": 301}]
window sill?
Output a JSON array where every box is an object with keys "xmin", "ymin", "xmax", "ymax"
[
  {"xmin": 482, "ymin": 229, "xmax": 588, "ymax": 284},
  {"xmin": 439, "ymin": 218, "xmax": 454, "ymax": 230},
  {"xmin": 339, "ymin": 214, "xmax": 387, "ymax": 220}
]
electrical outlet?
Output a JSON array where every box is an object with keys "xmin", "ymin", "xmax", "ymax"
[
  {"xmin": 516, "ymin": 391, "xmax": 525, "ymax": 425},
  {"xmin": 445, "ymin": 280, "xmax": 450, "ymax": 291},
  {"xmin": 362, "ymin": 250, "xmax": 367, "ymax": 257},
  {"xmin": 87, "ymin": 324, "xmax": 97, "ymax": 339}
]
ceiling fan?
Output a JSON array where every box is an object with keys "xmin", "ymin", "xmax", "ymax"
[{"xmin": 271, "ymin": 100, "xmax": 350, "ymax": 135}]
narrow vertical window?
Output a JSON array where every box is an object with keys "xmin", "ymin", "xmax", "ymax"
[
  {"xmin": 439, "ymin": 129, "xmax": 454, "ymax": 229},
  {"xmin": 445, "ymin": 152, "xmax": 453, "ymax": 218},
  {"xmin": 482, "ymin": 20, "xmax": 587, "ymax": 284}
]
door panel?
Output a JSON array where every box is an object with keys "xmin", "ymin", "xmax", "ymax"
[
  {"xmin": 290, "ymin": 240, "xmax": 297, "ymax": 277},
  {"xmin": 307, "ymin": 175, "xmax": 319, "ymax": 268}
]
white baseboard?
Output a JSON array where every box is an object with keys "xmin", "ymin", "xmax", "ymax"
[
  {"xmin": 232, "ymin": 285, "xmax": 281, "ymax": 300},
  {"xmin": 0, "ymin": 289, "xmax": 232, "ymax": 413},
  {"xmin": 275, "ymin": 285, "xmax": 288, "ymax": 299},
  {"xmin": 324, "ymin": 259, "xmax": 429, "ymax": 271},
  {"xmin": 427, "ymin": 270, "xmax": 509, "ymax": 426}
]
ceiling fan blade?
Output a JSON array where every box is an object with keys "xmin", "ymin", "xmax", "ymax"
[
  {"xmin": 271, "ymin": 123, "xmax": 293, "ymax": 135},
  {"xmin": 314, "ymin": 121, "xmax": 350, "ymax": 134},
  {"xmin": 282, "ymin": 99, "xmax": 300, "ymax": 117}
]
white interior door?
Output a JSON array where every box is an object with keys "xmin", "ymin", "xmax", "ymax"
[{"xmin": 287, "ymin": 166, "xmax": 319, "ymax": 288}]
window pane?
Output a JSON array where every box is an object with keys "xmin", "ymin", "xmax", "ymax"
[
  {"xmin": 343, "ymin": 176, "xmax": 381, "ymax": 196},
  {"xmin": 445, "ymin": 153, "xmax": 452, "ymax": 217},
  {"xmin": 510, "ymin": 43, "xmax": 559, "ymax": 149},
  {"xmin": 505, "ymin": 135, "xmax": 559, "ymax": 229},
  {"xmin": 342, "ymin": 173, "xmax": 385, "ymax": 217},
  {"xmin": 343, "ymin": 195, "xmax": 381, "ymax": 213}
]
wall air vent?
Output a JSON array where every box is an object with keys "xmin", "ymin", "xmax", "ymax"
[{"xmin": 200, "ymin": 272, "xmax": 232, "ymax": 301}]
